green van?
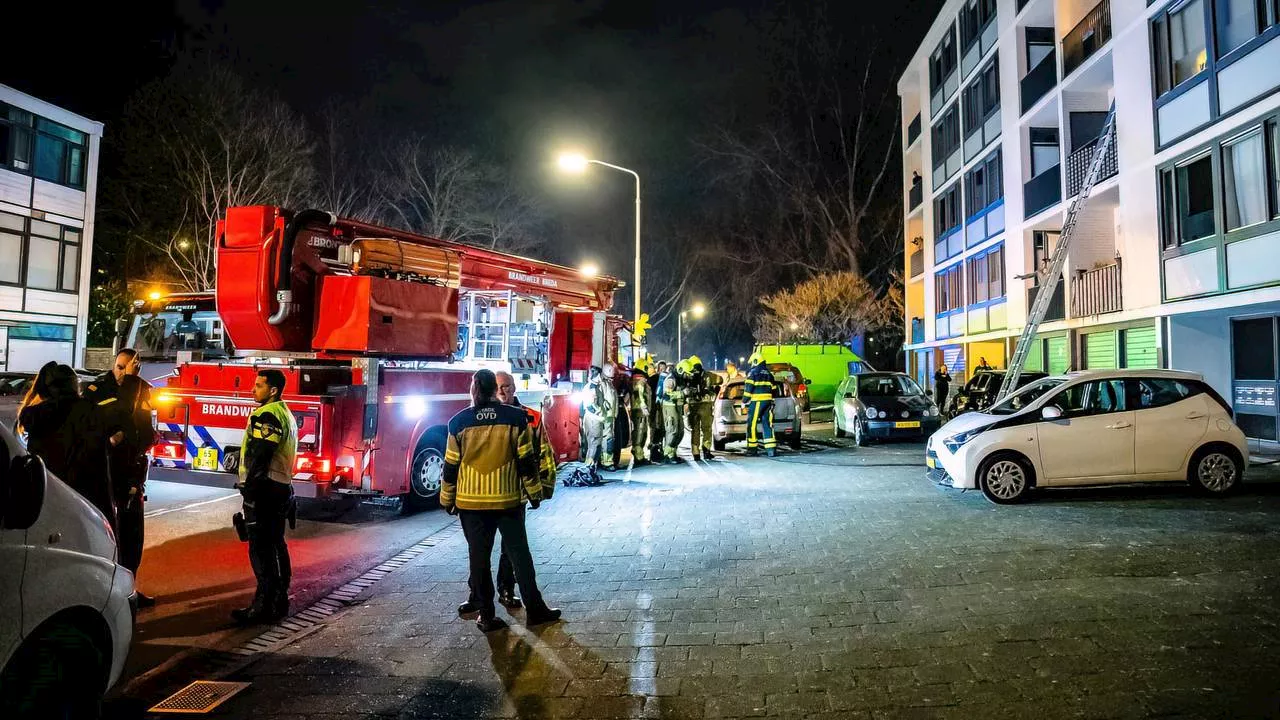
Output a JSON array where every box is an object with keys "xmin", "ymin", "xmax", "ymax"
[{"xmin": 753, "ymin": 343, "xmax": 872, "ymax": 406}]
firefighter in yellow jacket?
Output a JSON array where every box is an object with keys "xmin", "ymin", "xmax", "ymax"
[{"xmin": 442, "ymin": 369, "xmax": 561, "ymax": 632}]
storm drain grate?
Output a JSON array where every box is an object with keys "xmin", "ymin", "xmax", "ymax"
[{"xmin": 149, "ymin": 680, "xmax": 250, "ymax": 714}]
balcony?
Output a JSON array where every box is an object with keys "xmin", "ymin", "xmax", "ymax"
[
  {"xmin": 909, "ymin": 182, "xmax": 923, "ymax": 210},
  {"xmin": 1020, "ymin": 50, "xmax": 1057, "ymax": 114},
  {"xmin": 1070, "ymin": 261, "xmax": 1122, "ymax": 316},
  {"xmin": 909, "ymin": 248, "xmax": 923, "ymax": 277},
  {"xmin": 1062, "ymin": 0, "xmax": 1111, "ymax": 78},
  {"xmin": 907, "ymin": 113, "xmax": 921, "ymax": 146},
  {"xmin": 1023, "ymin": 164, "xmax": 1062, "ymax": 217},
  {"xmin": 1027, "ymin": 282, "xmax": 1065, "ymax": 322},
  {"xmin": 1065, "ymin": 124, "xmax": 1117, "ymax": 197}
]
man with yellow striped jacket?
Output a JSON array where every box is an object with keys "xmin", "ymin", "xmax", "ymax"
[
  {"xmin": 442, "ymin": 369, "xmax": 561, "ymax": 632},
  {"xmin": 743, "ymin": 353, "xmax": 778, "ymax": 457}
]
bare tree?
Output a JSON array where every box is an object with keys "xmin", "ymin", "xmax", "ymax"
[
  {"xmin": 758, "ymin": 271, "xmax": 899, "ymax": 345},
  {"xmin": 310, "ymin": 98, "xmax": 387, "ymax": 222}
]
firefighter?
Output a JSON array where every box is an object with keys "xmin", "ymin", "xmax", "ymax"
[
  {"xmin": 457, "ymin": 371, "xmax": 557, "ymax": 612},
  {"xmin": 683, "ymin": 356, "xmax": 717, "ymax": 461},
  {"xmin": 83, "ymin": 348, "xmax": 157, "ymax": 608},
  {"xmin": 629, "ymin": 368, "xmax": 652, "ymax": 467},
  {"xmin": 648, "ymin": 361, "xmax": 668, "ymax": 462},
  {"xmin": 442, "ymin": 369, "xmax": 559, "ymax": 632},
  {"xmin": 744, "ymin": 352, "xmax": 778, "ymax": 457},
  {"xmin": 659, "ymin": 368, "xmax": 684, "ymax": 463},
  {"xmin": 231, "ymin": 369, "xmax": 297, "ymax": 624},
  {"xmin": 583, "ymin": 364, "xmax": 619, "ymax": 471}
]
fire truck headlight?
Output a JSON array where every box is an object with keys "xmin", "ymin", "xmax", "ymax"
[
  {"xmin": 403, "ymin": 396, "xmax": 427, "ymax": 419},
  {"xmin": 572, "ymin": 389, "xmax": 592, "ymax": 407}
]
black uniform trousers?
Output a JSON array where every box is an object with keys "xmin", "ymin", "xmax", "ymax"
[
  {"xmin": 459, "ymin": 508, "xmax": 544, "ymax": 618},
  {"xmin": 109, "ymin": 454, "xmax": 148, "ymax": 574},
  {"xmin": 244, "ymin": 481, "xmax": 293, "ymax": 592}
]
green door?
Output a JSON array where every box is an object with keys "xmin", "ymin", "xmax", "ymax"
[
  {"xmin": 1123, "ymin": 325, "xmax": 1159, "ymax": 369},
  {"xmin": 1047, "ymin": 336, "xmax": 1070, "ymax": 374},
  {"xmin": 1025, "ymin": 338, "xmax": 1044, "ymax": 372},
  {"xmin": 1084, "ymin": 331, "xmax": 1118, "ymax": 370}
]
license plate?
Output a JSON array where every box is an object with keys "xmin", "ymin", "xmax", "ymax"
[
  {"xmin": 895, "ymin": 421, "xmax": 921, "ymax": 429},
  {"xmin": 926, "ymin": 456, "xmax": 936, "ymax": 469},
  {"xmin": 194, "ymin": 447, "xmax": 220, "ymax": 471}
]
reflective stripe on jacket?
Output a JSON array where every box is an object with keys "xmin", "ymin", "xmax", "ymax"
[
  {"xmin": 442, "ymin": 402, "xmax": 539, "ymax": 511},
  {"xmin": 239, "ymin": 400, "xmax": 297, "ymax": 487}
]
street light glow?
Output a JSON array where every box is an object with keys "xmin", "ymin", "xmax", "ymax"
[
  {"xmin": 148, "ymin": 290, "xmax": 163, "ymax": 301},
  {"xmin": 580, "ymin": 261, "xmax": 600, "ymax": 278},
  {"xmin": 691, "ymin": 303, "xmax": 706, "ymax": 318},
  {"xmin": 177, "ymin": 239, "xmax": 191, "ymax": 250},
  {"xmin": 789, "ymin": 321, "xmax": 799, "ymax": 331},
  {"xmin": 557, "ymin": 152, "xmax": 590, "ymax": 173}
]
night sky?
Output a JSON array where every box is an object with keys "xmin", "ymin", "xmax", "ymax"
[{"xmin": 4, "ymin": 0, "xmax": 941, "ymax": 353}]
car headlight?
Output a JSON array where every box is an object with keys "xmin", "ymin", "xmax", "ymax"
[
  {"xmin": 942, "ymin": 428, "xmax": 980, "ymax": 453},
  {"xmin": 864, "ymin": 406, "xmax": 878, "ymax": 419},
  {"xmin": 927, "ymin": 405, "xmax": 939, "ymax": 417}
]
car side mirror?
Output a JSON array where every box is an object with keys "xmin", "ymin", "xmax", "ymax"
[
  {"xmin": 843, "ymin": 392, "xmax": 854, "ymax": 399},
  {"xmin": 804, "ymin": 378, "xmax": 813, "ymax": 385},
  {"xmin": 1041, "ymin": 405, "xmax": 1064, "ymax": 420},
  {"xmin": 2, "ymin": 454, "xmax": 47, "ymax": 530}
]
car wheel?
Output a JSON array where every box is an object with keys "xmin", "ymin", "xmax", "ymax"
[
  {"xmin": 978, "ymin": 454, "xmax": 1033, "ymax": 504},
  {"xmin": 853, "ymin": 417, "xmax": 870, "ymax": 447},
  {"xmin": 222, "ymin": 447, "xmax": 240, "ymax": 474},
  {"xmin": 834, "ymin": 412, "xmax": 846, "ymax": 438},
  {"xmin": 1189, "ymin": 445, "xmax": 1242, "ymax": 496},
  {"xmin": 0, "ymin": 621, "xmax": 107, "ymax": 719}
]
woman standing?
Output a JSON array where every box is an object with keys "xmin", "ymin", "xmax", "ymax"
[{"xmin": 17, "ymin": 363, "xmax": 120, "ymax": 525}]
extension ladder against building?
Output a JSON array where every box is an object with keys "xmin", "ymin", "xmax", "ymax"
[{"xmin": 996, "ymin": 102, "xmax": 1117, "ymax": 401}]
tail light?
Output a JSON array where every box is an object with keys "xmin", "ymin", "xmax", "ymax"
[
  {"xmin": 150, "ymin": 442, "xmax": 183, "ymax": 459},
  {"xmin": 796, "ymin": 383, "xmax": 808, "ymax": 396},
  {"xmin": 294, "ymin": 455, "xmax": 333, "ymax": 481}
]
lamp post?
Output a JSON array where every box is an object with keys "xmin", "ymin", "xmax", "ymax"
[
  {"xmin": 557, "ymin": 153, "xmax": 642, "ymax": 325},
  {"xmin": 677, "ymin": 302, "xmax": 707, "ymax": 359}
]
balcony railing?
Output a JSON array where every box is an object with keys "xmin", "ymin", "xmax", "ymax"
[
  {"xmin": 1062, "ymin": 0, "xmax": 1112, "ymax": 77},
  {"xmin": 1024, "ymin": 164, "xmax": 1062, "ymax": 217},
  {"xmin": 907, "ymin": 113, "xmax": 921, "ymax": 146},
  {"xmin": 1027, "ymin": 282, "xmax": 1065, "ymax": 322},
  {"xmin": 1065, "ymin": 125, "xmax": 1117, "ymax": 197},
  {"xmin": 909, "ymin": 183, "xmax": 923, "ymax": 210},
  {"xmin": 1020, "ymin": 50, "xmax": 1057, "ymax": 114},
  {"xmin": 909, "ymin": 248, "xmax": 923, "ymax": 277},
  {"xmin": 1070, "ymin": 261, "xmax": 1122, "ymax": 316}
]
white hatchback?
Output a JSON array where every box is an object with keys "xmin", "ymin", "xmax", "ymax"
[
  {"xmin": 926, "ymin": 369, "xmax": 1249, "ymax": 504},
  {"xmin": 1, "ymin": 421, "xmax": 135, "ymax": 717}
]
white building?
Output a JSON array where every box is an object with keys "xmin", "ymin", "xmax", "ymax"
[
  {"xmin": 899, "ymin": 0, "xmax": 1280, "ymax": 447},
  {"xmin": 0, "ymin": 84, "xmax": 102, "ymax": 372}
]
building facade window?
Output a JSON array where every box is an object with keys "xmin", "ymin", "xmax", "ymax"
[
  {"xmin": 1026, "ymin": 27, "xmax": 1054, "ymax": 69},
  {"xmin": 934, "ymin": 182, "xmax": 962, "ymax": 238},
  {"xmin": 966, "ymin": 150, "xmax": 1003, "ymax": 215},
  {"xmin": 932, "ymin": 105, "xmax": 961, "ymax": 169},
  {"xmin": 1153, "ymin": 0, "xmax": 1208, "ymax": 96},
  {"xmin": 0, "ymin": 211, "xmax": 80, "ymax": 293},
  {"xmin": 1160, "ymin": 153, "xmax": 1216, "ymax": 247},
  {"xmin": 930, "ymin": 27, "xmax": 958, "ymax": 93},
  {"xmin": 963, "ymin": 54, "xmax": 1000, "ymax": 134},
  {"xmin": 960, "ymin": 0, "xmax": 997, "ymax": 50},
  {"xmin": 935, "ymin": 263, "xmax": 964, "ymax": 313},
  {"xmin": 1223, "ymin": 127, "xmax": 1269, "ymax": 230},
  {"xmin": 1030, "ymin": 127, "xmax": 1060, "ymax": 175},
  {"xmin": 1215, "ymin": 0, "xmax": 1279, "ymax": 57},
  {"xmin": 967, "ymin": 244, "xmax": 1005, "ymax": 304},
  {"xmin": 0, "ymin": 104, "xmax": 87, "ymax": 189},
  {"xmin": 0, "ymin": 104, "xmax": 34, "ymax": 173}
]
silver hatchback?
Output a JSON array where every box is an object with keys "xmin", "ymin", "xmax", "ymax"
[{"xmin": 712, "ymin": 379, "xmax": 802, "ymax": 450}]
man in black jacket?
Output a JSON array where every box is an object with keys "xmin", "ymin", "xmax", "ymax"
[{"xmin": 83, "ymin": 349, "xmax": 157, "ymax": 607}]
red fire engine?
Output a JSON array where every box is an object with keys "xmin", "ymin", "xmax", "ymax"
[{"xmin": 150, "ymin": 206, "xmax": 637, "ymax": 509}]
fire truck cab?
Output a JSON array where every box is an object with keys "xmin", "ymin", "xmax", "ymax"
[{"xmin": 151, "ymin": 206, "xmax": 636, "ymax": 509}]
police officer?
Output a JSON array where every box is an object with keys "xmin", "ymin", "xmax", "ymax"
[
  {"xmin": 744, "ymin": 352, "xmax": 778, "ymax": 457},
  {"xmin": 443, "ymin": 369, "xmax": 559, "ymax": 632},
  {"xmin": 83, "ymin": 348, "xmax": 157, "ymax": 607},
  {"xmin": 231, "ymin": 369, "xmax": 297, "ymax": 624}
]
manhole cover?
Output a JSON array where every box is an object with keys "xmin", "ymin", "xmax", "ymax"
[{"xmin": 149, "ymin": 680, "xmax": 250, "ymax": 714}]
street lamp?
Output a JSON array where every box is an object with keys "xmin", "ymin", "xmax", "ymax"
[
  {"xmin": 579, "ymin": 261, "xmax": 600, "ymax": 278},
  {"xmin": 677, "ymin": 302, "xmax": 707, "ymax": 359},
  {"xmin": 557, "ymin": 152, "xmax": 642, "ymax": 325}
]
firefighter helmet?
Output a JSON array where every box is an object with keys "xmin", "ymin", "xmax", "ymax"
[{"xmin": 748, "ymin": 352, "xmax": 764, "ymax": 366}]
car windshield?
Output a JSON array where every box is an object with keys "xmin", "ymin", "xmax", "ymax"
[
  {"xmin": 986, "ymin": 377, "xmax": 1066, "ymax": 415},
  {"xmin": 857, "ymin": 374, "xmax": 923, "ymax": 397},
  {"xmin": 771, "ymin": 369, "xmax": 797, "ymax": 383}
]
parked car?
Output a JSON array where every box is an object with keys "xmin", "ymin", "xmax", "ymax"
[
  {"xmin": 926, "ymin": 369, "xmax": 1248, "ymax": 504},
  {"xmin": 712, "ymin": 378, "xmax": 802, "ymax": 451},
  {"xmin": 766, "ymin": 363, "xmax": 810, "ymax": 413},
  {"xmin": 834, "ymin": 372, "xmax": 942, "ymax": 446},
  {"xmin": 947, "ymin": 370, "xmax": 1050, "ymax": 417},
  {"xmin": 0, "ymin": 421, "xmax": 135, "ymax": 717}
]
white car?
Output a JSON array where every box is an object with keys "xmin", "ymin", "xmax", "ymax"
[
  {"xmin": 926, "ymin": 369, "xmax": 1248, "ymax": 504},
  {"xmin": 0, "ymin": 422, "xmax": 135, "ymax": 717}
]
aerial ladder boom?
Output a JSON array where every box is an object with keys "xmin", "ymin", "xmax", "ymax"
[{"xmin": 996, "ymin": 102, "xmax": 1117, "ymax": 401}]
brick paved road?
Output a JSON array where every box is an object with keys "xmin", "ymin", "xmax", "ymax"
[{"xmin": 205, "ymin": 440, "xmax": 1280, "ymax": 719}]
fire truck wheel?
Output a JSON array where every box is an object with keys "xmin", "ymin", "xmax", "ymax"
[
  {"xmin": 406, "ymin": 428, "xmax": 447, "ymax": 512},
  {"xmin": 223, "ymin": 447, "xmax": 240, "ymax": 474}
]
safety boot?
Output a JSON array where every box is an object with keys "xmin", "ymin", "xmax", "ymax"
[
  {"xmin": 476, "ymin": 615, "xmax": 509, "ymax": 633},
  {"xmin": 766, "ymin": 448, "xmax": 777, "ymax": 458},
  {"xmin": 268, "ymin": 583, "xmax": 290, "ymax": 621},
  {"xmin": 497, "ymin": 588, "xmax": 523, "ymax": 609},
  {"xmin": 231, "ymin": 585, "xmax": 271, "ymax": 625},
  {"xmin": 525, "ymin": 604, "xmax": 562, "ymax": 626}
]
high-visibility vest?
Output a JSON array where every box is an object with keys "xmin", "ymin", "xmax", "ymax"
[{"xmin": 239, "ymin": 400, "xmax": 297, "ymax": 486}]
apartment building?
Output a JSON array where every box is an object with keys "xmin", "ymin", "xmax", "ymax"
[
  {"xmin": 0, "ymin": 84, "xmax": 102, "ymax": 372},
  {"xmin": 899, "ymin": 0, "xmax": 1280, "ymax": 446}
]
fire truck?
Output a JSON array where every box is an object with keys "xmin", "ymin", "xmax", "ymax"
[{"xmin": 150, "ymin": 206, "xmax": 636, "ymax": 509}]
